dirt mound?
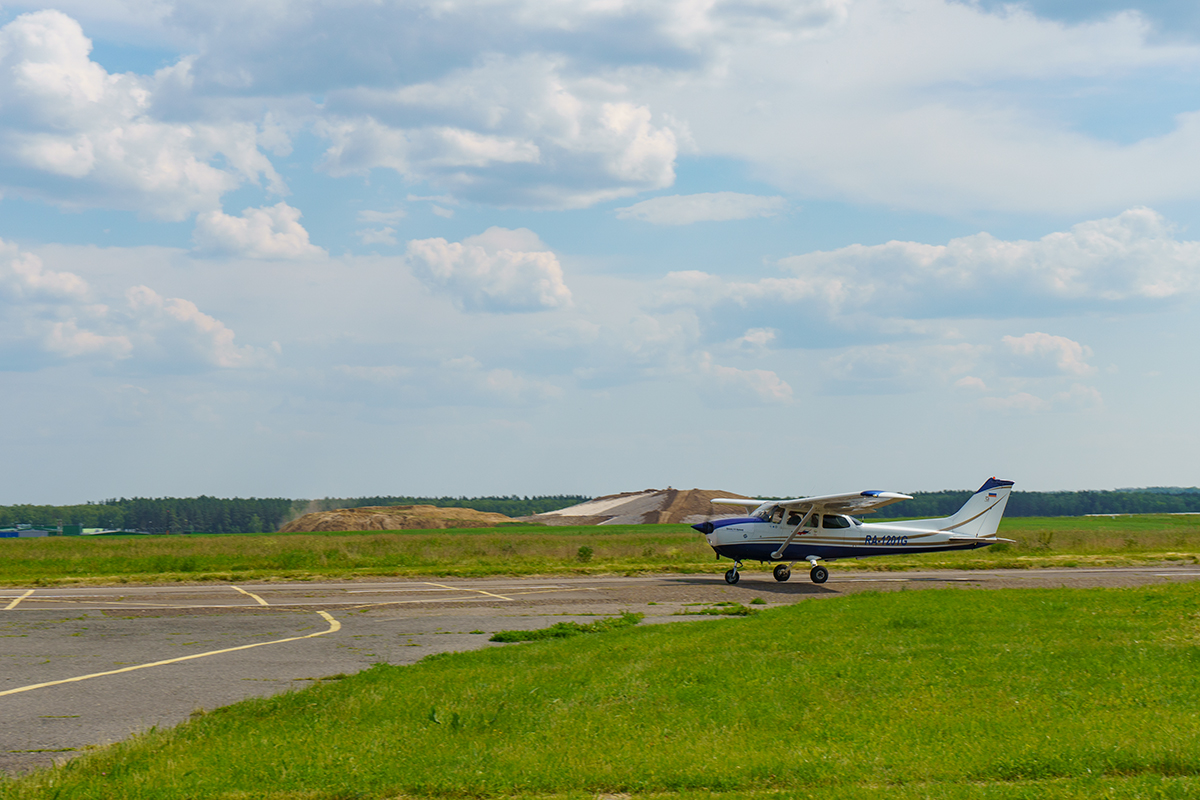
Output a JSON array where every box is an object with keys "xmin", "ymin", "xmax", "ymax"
[
  {"xmin": 280, "ymin": 505, "xmax": 513, "ymax": 533},
  {"xmin": 527, "ymin": 488, "xmax": 751, "ymax": 526}
]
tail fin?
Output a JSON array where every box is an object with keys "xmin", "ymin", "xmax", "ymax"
[
  {"xmin": 938, "ymin": 478, "xmax": 1014, "ymax": 537},
  {"xmin": 875, "ymin": 477, "xmax": 1014, "ymax": 537}
]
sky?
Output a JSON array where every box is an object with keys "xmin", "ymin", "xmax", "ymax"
[{"xmin": 2, "ymin": 0, "xmax": 1199, "ymax": 504}]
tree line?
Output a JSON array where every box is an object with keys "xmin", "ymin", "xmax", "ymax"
[
  {"xmin": 871, "ymin": 488, "xmax": 1200, "ymax": 519},
  {"xmin": 0, "ymin": 495, "xmax": 591, "ymax": 534},
  {"xmin": 3, "ymin": 489, "xmax": 1198, "ymax": 533}
]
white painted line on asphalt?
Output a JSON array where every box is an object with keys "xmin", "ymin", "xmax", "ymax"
[
  {"xmin": 0, "ymin": 611, "xmax": 340, "ymax": 698},
  {"xmin": 506, "ymin": 587, "xmax": 598, "ymax": 596},
  {"xmin": 424, "ymin": 582, "xmax": 513, "ymax": 601},
  {"xmin": 4, "ymin": 590, "xmax": 34, "ymax": 610},
  {"xmin": 232, "ymin": 585, "xmax": 270, "ymax": 606}
]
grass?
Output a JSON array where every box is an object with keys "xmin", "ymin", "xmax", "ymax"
[
  {"xmin": 489, "ymin": 611, "xmax": 643, "ymax": 642},
  {"xmin": 1, "ymin": 515, "xmax": 1198, "ymax": 587},
  {"xmin": 3, "ymin": 582, "xmax": 1199, "ymax": 799}
]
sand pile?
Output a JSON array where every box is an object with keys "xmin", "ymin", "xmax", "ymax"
[
  {"xmin": 280, "ymin": 505, "xmax": 513, "ymax": 533},
  {"xmin": 526, "ymin": 488, "xmax": 751, "ymax": 526}
]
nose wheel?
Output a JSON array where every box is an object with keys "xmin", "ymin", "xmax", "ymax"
[
  {"xmin": 773, "ymin": 564, "xmax": 791, "ymax": 582},
  {"xmin": 724, "ymin": 561, "xmax": 743, "ymax": 584}
]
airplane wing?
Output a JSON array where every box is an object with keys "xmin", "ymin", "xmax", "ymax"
[{"xmin": 711, "ymin": 491, "xmax": 912, "ymax": 515}]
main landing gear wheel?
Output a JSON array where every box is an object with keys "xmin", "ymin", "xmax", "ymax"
[
  {"xmin": 724, "ymin": 568, "xmax": 741, "ymax": 585},
  {"xmin": 773, "ymin": 564, "xmax": 791, "ymax": 582},
  {"xmin": 809, "ymin": 564, "xmax": 829, "ymax": 584}
]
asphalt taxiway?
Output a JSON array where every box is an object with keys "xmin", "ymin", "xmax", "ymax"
[{"xmin": 3, "ymin": 566, "xmax": 1199, "ymax": 775}]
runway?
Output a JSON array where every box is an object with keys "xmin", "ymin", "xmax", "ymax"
[{"xmin": 3, "ymin": 566, "xmax": 1198, "ymax": 775}]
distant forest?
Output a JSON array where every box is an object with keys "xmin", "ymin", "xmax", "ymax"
[
  {"xmin": 0, "ymin": 495, "xmax": 591, "ymax": 534},
  {"xmin": 2, "ymin": 489, "xmax": 1198, "ymax": 533},
  {"xmin": 871, "ymin": 488, "xmax": 1200, "ymax": 519}
]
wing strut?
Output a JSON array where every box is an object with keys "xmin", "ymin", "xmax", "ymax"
[{"xmin": 770, "ymin": 508, "xmax": 815, "ymax": 560}]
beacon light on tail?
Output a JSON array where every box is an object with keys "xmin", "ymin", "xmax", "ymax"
[{"xmin": 694, "ymin": 477, "xmax": 1015, "ymax": 585}]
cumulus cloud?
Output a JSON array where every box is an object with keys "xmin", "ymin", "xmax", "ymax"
[
  {"xmin": 1002, "ymin": 332, "xmax": 1095, "ymax": 376},
  {"xmin": 123, "ymin": 285, "xmax": 273, "ymax": 369},
  {"xmin": 405, "ymin": 227, "xmax": 572, "ymax": 312},
  {"xmin": 356, "ymin": 227, "xmax": 398, "ymax": 246},
  {"xmin": 697, "ymin": 352, "xmax": 793, "ymax": 404},
  {"xmin": 0, "ymin": 240, "xmax": 88, "ymax": 302},
  {"xmin": 615, "ymin": 192, "xmax": 786, "ymax": 224},
  {"xmin": 629, "ymin": 0, "xmax": 1200, "ymax": 216},
  {"xmin": 43, "ymin": 318, "xmax": 131, "ymax": 359},
  {"xmin": 193, "ymin": 202, "xmax": 325, "ymax": 258},
  {"xmin": 0, "ymin": 10, "xmax": 283, "ymax": 219},
  {"xmin": 0, "ymin": 239, "xmax": 270, "ymax": 372},
  {"xmin": 733, "ymin": 327, "xmax": 778, "ymax": 350},
  {"xmin": 657, "ymin": 208, "xmax": 1200, "ymax": 331},
  {"xmin": 317, "ymin": 55, "xmax": 678, "ymax": 208}
]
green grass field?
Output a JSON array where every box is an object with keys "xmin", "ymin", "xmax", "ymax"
[
  {"xmin": 1, "ymin": 515, "xmax": 1197, "ymax": 587},
  {"xmin": 4, "ymin": 582, "xmax": 1198, "ymax": 799}
]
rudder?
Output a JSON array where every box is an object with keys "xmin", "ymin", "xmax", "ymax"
[{"xmin": 940, "ymin": 477, "xmax": 1014, "ymax": 537}]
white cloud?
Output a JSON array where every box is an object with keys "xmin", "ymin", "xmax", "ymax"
[
  {"xmin": 124, "ymin": 285, "xmax": 272, "ymax": 369},
  {"xmin": 0, "ymin": 10, "xmax": 283, "ymax": 220},
  {"xmin": 1002, "ymin": 332, "xmax": 1095, "ymax": 376},
  {"xmin": 733, "ymin": 327, "xmax": 778, "ymax": 350},
  {"xmin": 405, "ymin": 227, "xmax": 572, "ymax": 312},
  {"xmin": 193, "ymin": 202, "xmax": 325, "ymax": 259},
  {"xmin": 0, "ymin": 240, "xmax": 89, "ymax": 302},
  {"xmin": 0, "ymin": 239, "xmax": 270, "ymax": 372},
  {"xmin": 615, "ymin": 192, "xmax": 786, "ymax": 225},
  {"xmin": 697, "ymin": 352, "xmax": 793, "ymax": 404},
  {"xmin": 356, "ymin": 227, "xmax": 398, "ymax": 246},
  {"xmin": 431, "ymin": 205, "xmax": 455, "ymax": 218},
  {"xmin": 43, "ymin": 318, "xmax": 132, "ymax": 359},
  {"xmin": 954, "ymin": 375, "xmax": 987, "ymax": 391},
  {"xmin": 630, "ymin": 0, "xmax": 1200, "ymax": 216},
  {"xmin": 317, "ymin": 55, "xmax": 678, "ymax": 208},
  {"xmin": 657, "ymin": 208, "xmax": 1200, "ymax": 330}
]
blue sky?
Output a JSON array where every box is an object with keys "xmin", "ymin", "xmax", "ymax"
[{"xmin": 2, "ymin": 0, "xmax": 1198, "ymax": 503}]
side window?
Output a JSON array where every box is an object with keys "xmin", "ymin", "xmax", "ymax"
[
  {"xmin": 825, "ymin": 515, "xmax": 851, "ymax": 529},
  {"xmin": 810, "ymin": 514, "xmax": 822, "ymax": 528},
  {"xmin": 786, "ymin": 512, "xmax": 802, "ymax": 525}
]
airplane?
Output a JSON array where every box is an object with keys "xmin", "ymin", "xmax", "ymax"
[{"xmin": 691, "ymin": 477, "xmax": 1014, "ymax": 585}]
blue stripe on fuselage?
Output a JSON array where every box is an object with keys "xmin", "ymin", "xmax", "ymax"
[
  {"xmin": 691, "ymin": 517, "xmax": 763, "ymax": 534},
  {"xmin": 712, "ymin": 539, "xmax": 995, "ymax": 562}
]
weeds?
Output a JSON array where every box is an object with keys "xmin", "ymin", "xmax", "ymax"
[{"xmin": 489, "ymin": 611, "xmax": 643, "ymax": 642}]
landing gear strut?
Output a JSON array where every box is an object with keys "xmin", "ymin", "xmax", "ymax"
[
  {"xmin": 724, "ymin": 561, "xmax": 742, "ymax": 585},
  {"xmin": 773, "ymin": 563, "xmax": 791, "ymax": 582}
]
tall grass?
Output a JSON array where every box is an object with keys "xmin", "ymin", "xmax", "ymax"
[
  {"xmin": 1, "ymin": 516, "xmax": 1198, "ymax": 587},
  {"xmin": 5, "ymin": 583, "xmax": 1199, "ymax": 798}
]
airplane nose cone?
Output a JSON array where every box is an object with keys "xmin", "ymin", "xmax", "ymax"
[{"xmin": 692, "ymin": 521, "xmax": 714, "ymax": 534}]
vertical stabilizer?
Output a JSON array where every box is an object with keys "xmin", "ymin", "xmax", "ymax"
[{"xmin": 939, "ymin": 478, "xmax": 1014, "ymax": 537}]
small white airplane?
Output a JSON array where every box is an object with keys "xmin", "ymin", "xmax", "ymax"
[{"xmin": 692, "ymin": 477, "xmax": 1014, "ymax": 585}]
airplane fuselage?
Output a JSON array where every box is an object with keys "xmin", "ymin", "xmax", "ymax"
[{"xmin": 700, "ymin": 515, "xmax": 996, "ymax": 563}]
